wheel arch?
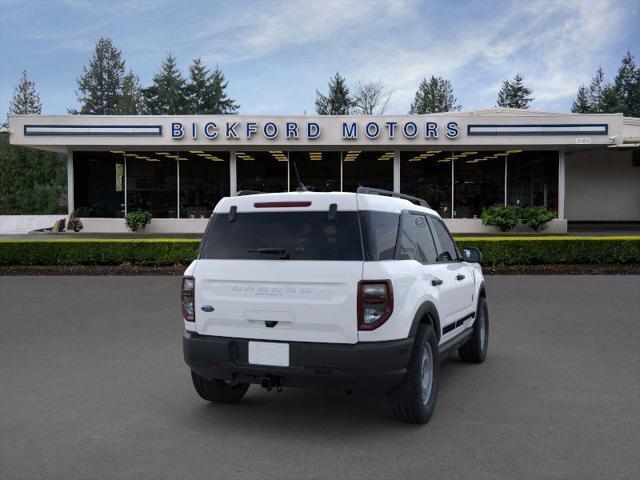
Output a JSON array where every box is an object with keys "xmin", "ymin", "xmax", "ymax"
[{"xmin": 408, "ymin": 301, "xmax": 442, "ymax": 340}]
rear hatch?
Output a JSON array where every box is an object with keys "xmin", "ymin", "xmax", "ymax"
[{"xmin": 193, "ymin": 193, "xmax": 363, "ymax": 344}]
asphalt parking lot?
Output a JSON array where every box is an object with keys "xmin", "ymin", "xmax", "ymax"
[{"xmin": 1, "ymin": 276, "xmax": 638, "ymax": 480}]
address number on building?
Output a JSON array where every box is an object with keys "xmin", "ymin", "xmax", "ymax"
[{"xmin": 576, "ymin": 137, "xmax": 592, "ymax": 144}]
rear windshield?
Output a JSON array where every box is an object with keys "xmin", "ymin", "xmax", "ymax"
[{"xmin": 200, "ymin": 211, "xmax": 363, "ymax": 261}]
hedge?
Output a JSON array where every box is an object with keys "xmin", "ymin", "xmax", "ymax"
[
  {"xmin": 0, "ymin": 239, "xmax": 201, "ymax": 266},
  {"xmin": 0, "ymin": 237, "xmax": 639, "ymax": 266},
  {"xmin": 456, "ymin": 236, "xmax": 640, "ymax": 266}
]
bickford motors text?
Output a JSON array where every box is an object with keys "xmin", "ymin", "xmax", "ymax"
[{"xmin": 171, "ymin": 120, "xmax": 461, "ymax": 141}]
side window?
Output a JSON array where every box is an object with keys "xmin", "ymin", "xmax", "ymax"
[
  {"xmin": 430, "ymin": 217, "xmax": 458, "ymax": 262},
  {"xmin": 397, "ymin": 213, "xmax": 438, "ymax": 263},
  {"xmin": 360, "ymin": 211, "xmax": 400, "ymax": 261}
]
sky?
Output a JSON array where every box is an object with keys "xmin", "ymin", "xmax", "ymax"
[{"xmin": 0, "ymin": 0, "xmax": 638, "ymax": 117}]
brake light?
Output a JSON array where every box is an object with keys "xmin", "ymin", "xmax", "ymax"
[
  {"xmin": 181, "ymin": 276, "xmax": 195, "ymax": 322},
  {"xmin": 357, "ymin": 280, "xmax": 393, "ymax": 330}
]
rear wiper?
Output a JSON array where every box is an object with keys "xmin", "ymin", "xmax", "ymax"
[{"xmin": 248, "ymin": 247, "xmax": 290, "ymax": 259}]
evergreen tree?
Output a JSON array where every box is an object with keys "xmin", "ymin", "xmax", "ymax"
[
  {"xmin": 409, "ymin": 76, "xmax": 460, "ymax": 114},
  {"xmin": 613, "ymin": 51, "xmax": 640, "ymax": 117},
  {"xmin": 116, "ymin": 71, "xmax": 144, "ymax": 115},
  {"xmin": 315, "ymin": 73, "xmax": 353, "ymax": 115},
  {"xmin": 8, "ymin": 70, "xmax": 42, "ymax": 116},
  {"xmin": 1, "ymin": 71, "xmax": 65, "ymax": 214},
  {"xmin": 185, "ymin": 59, "xmax": 239, "ymax": 114},
  {"xmin": 143, "ymin": 53, "xmax": 188, "ymax": 114},
  {"xmin": 496, "ymin": 73, "xmax": 534, "ymax": 109},
  {"xmin": 186, "ymin": 58, "xmax": 209, "ymax": 114},
  {"xmin": 571, "ymin": 85, "xmax": 591, "ymax": 113},
  {"xmin": 207, "ymin": 65, "xmax": 239, "ymax": 114},
  {"xmin": 75, "ymin": 37, "xmax": 126, "ymax": 114},
  {"xmin": 587, "ymin": 66, "xmax": 607, "ymax": 112}
]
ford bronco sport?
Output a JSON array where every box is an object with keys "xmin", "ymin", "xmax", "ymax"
[{"xmin": 182, "ymin": 187, "xmax": 488, "ymax": 423}]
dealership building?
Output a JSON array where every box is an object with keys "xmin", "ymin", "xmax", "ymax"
[{"xmin": 8, "ymin": 109, "xmax": 640, "ymax": 233}]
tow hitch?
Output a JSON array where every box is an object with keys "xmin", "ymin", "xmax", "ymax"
[{"xmin": 260, "ymin": 376, "xmax": 284, "ymax": 392}]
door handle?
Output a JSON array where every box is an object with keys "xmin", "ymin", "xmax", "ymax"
[
  {"xmin": 431, "ymin": 278, "xmax": 443, "ymax": 286},
  {"xmin": 456, "ymin": 274, "xmax": 466, "ymax": 281}
]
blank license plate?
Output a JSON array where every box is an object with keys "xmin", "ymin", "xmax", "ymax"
[{"xmin": 248, "ymin": 341, "xmax": 290, "ymax": 367}]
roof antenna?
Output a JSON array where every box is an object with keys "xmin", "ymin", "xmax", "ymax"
[{"xmin": 292, "ymin": 162, "xmax": 308, "ymax": 192}]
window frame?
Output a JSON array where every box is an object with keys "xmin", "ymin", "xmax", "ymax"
[
  {"xmin": 393, "ymin": 210, "xmax": 440, "ymax": 265},
  {"xmin": 427, "ymin": 215, "xmax": 461, "ymax": 263}
]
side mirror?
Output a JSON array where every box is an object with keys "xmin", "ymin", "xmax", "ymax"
[{"xmin": 462, "ymin": 247, "xmax": 483, "ymax": 264}]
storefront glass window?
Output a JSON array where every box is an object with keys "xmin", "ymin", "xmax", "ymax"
[
  {"xmin": 342, "ymin": 150, "xmax": 394, "ymax": 192},
  {"xmin": 288, "ymin": 151, "xmax": 340, "ymax": 191},
  {"xmin": 126, "ymin": 152, "xmax": 177, "ymax": 218},
  {"xmin": 400, "ymin": 151, "xmax": 453, "ymax": 217},
  {"xmin": 73, "ymin": 151, "xmax": 125, "ymax": 217},
  {"xmin": 178, "ymin": 151, "xmax": 229, "ymax": 218},
  {"xmin": 507, "ymin": 150, "xmax": 558, "ymax": 212},
  {"xmin": 236, "ymin": 151, "xmax": 288, "ymax": 192},
  {"xmin": 453, "ymin": 151, "xmax": 505, "ymax": 218}
]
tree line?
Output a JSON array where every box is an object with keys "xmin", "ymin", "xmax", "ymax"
[
  {"xmin": 1, "ymin": 37, "xmax": 638, "ymax": 215},
  {"xmin": 71, "ymin": 37, "xmax": 239, "ymax": 115}
]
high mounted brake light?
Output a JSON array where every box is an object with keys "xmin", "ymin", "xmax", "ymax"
[
  {"xmin": 181, "ymin": 276, "xmax": 195, "ymax": 322},
  {"xmin": 254, "ymin": 201, "xmax": 312, "ymax": 208},
  {"xmin": 357, "ymin": 280, "xmax": 394, "ymax": 330}
]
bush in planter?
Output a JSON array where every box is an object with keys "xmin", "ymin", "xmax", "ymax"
[
  {"xmin": 125, "ymin": 211, "xmax": 153, "ymax": 232},
  {"xmin": 67, "ymin": 210, "xmax": 83, "ymax": 232},
  {"xmin": 481, "ymin": 205, "xmax": 520, "ymax": 232},
  {"xmin": 521, "ymin": 206, "xmax": 556, "ymax": 232}
]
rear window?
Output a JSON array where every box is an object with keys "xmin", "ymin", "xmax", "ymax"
[{"xmin": 200, "ymin": 211, "xmax": 363, "ymax": 261}]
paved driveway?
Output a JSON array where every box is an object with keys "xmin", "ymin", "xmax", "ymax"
[{"xmin": 1, "ymin": 276, "xmax": 638, "ymax": 480}]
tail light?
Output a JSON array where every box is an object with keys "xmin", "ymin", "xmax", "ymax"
[
  {"xmin": 357, "ymin": 280, "xmax": 393, "ymax": 330},
  {"xmin": 181, "ymin": 276, "xmax": 195, "ymax": 322}
]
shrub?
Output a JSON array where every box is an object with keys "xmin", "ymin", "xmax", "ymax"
[
  {"xmin": 125, "ymin": 211, "xmax": 153, "ymax": 232},
  {"xmin": 521, "ymin": 206, "xmax": 556, "ymax": 232},
  {"xmin": 481, "ymin": 205, "xmax": 520, "ymax": 232},
  {"xmin": 67, "ymin": 210, "xmax": 83, "ymax": 232}
]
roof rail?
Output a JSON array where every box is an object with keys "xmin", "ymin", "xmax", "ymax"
[
  {"xmin": 235, "ymin": 190, "xmax": 263, "ymax": 196},
  {"xmin": 356, "ymin": 186, "xmax": 431, "ymax": 208}
]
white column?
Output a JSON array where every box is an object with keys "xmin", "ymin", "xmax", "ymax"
[
  {"xmin": 558, "ymin": 149, "xmax": 566, "ymax": 219},
  {"xmin": 124, "ymin": 155, "xmax": 127, "ymax": 216},
  {"xmin": 450, "ymin": 154, "xmax": 455, "ymax": 218},
  {"xmin": 229, "ymin": 150, "xmax": 237, "ymax": 195},
  {"xmin": 66, "ymin": 149, "xmax": 74, "ymax": 215},
  {"xmin": 393, "ymin": 150, "xmax": 400, "ymax": 192},
  {"xmin": 504, "ymin": 154, "xmax": 508, "ymax": 206}
]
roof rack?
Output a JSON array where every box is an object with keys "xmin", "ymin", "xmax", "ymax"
[
  {"xmin": 235, "ymin": 190, "xmax": 263, "ymax": 196},
  {"xmin": 356, "ymin": 186, "xmax": 431, "ymax": 209}
]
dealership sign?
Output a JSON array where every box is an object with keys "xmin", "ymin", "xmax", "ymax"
[{"xmin": 170, "ymin": 120, "xmax": 461, "ymax": 141}]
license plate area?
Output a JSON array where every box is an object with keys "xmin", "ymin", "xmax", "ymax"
[{"xmin": 248, "ymin": 341, "xmax": 290, "ymax": 367}]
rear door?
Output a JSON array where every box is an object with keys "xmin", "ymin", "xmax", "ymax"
[{"xmin": 193, "ymin": 197, "xmax": 363, "ymax": 344}]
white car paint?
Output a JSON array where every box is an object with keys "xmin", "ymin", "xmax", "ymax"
[{"xmin": 186, "ymin": 191, "xmax": 485, "ymax": 345}]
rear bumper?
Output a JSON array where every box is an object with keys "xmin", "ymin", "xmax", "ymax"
[{"xmin": 183, "ymin": 331, "xmax": 414, "ymax": 393}]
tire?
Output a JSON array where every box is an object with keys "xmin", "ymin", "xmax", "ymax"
[
  {"xmin": 191, "ymin": 371, "xmax": 250, "ymax": 403},
  {"xmin": 458, "ymin": 296, "xmax": 489, "ymax": 363},
  {"xmin": 387, "ymin": 324, "xmax": 439, "ymax": 424}
]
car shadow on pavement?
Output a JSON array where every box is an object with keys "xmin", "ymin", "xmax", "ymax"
[{"xmin": 179, "ymin": 356, "xmax": 472, "ymax": 435}]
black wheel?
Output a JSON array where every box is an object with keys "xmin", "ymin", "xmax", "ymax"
[
  {"xmin": 458, "ymin": 296, "xmax": 489, "ymax": 363},
  {"xmin": 387, "ymin": 324, "xmax": 439, "ymax": 424},
  {"xmin": 191, "ymin": 371, "xmax": 250, "ymax": 403}
]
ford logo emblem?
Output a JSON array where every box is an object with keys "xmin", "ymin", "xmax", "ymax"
[{"xmin": 201, "ymin": 305, "xmax": 215, "ymax": 312}]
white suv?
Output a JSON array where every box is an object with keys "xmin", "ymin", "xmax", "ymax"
[{"xmin": 182, "ymin": 187, "xmax": 488, "ymax": 423}]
